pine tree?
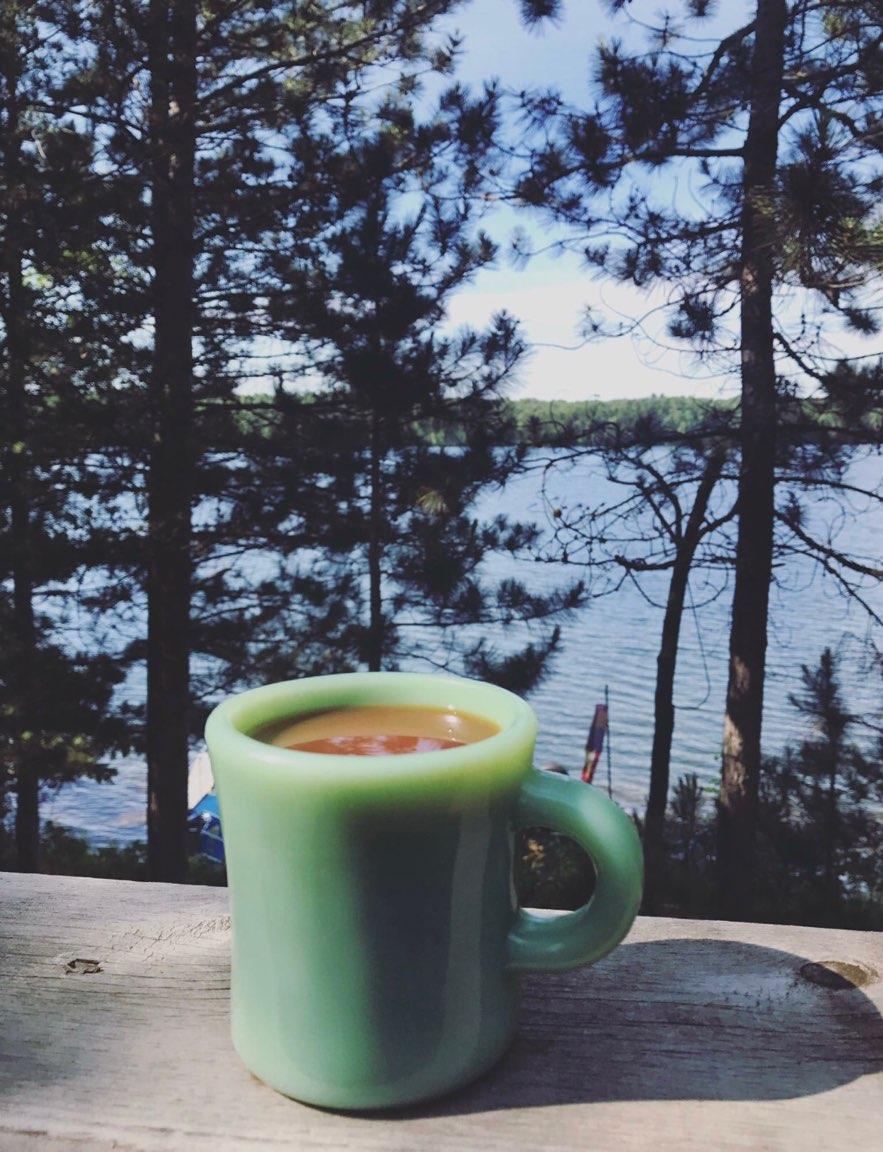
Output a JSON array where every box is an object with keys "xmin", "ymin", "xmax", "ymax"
[
  {"xmin": 0, "ymin": 3, "xmax": 133, "ymax": 868},
  {"xmin": 789, "ymin": 649, "xmax": 852, "ymax": 905},
  {"xmin": 252, "ymin": 92, "xmax": 582, "ymax": 686},
  {"xmin": 515, "ymin": 0, "xmax": 882, "ymax": 915},
  {"xmin": 48, "ymin": 0, "xmax": 468, "ymax": 879},
  {"xmin": 759, "ymin": 648, "xmax": 882, "ymax": 926}
]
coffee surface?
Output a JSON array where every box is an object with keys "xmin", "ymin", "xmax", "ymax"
[{"xmin": 265, "ymin": 704, "xmax": 500, "ymax": 756}]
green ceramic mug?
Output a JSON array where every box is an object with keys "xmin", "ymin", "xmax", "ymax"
[{"xmin": 205, "ymin": 672, "xmax": 642, "ymax": 1110}]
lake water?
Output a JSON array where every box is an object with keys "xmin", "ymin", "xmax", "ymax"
[{"xmin": 41, "ymin": 450, "xmax": 883, "ymax": 845}]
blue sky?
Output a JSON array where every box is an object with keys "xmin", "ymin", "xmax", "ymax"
[
  {"xmin": 434, "ymin": 1, "xmax": 872, "ymax": 402},
  {"xmin": 435, "ymin": 0, "xmax": 743, "ymax": 401},
  {"xmin": 244, "ymin": 2, "xmax": 873, "ymax": 404}
]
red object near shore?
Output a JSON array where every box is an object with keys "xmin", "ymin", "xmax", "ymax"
[{"xmin": 581, "ymin": 704, "xmax": 608, "ymax": 783}]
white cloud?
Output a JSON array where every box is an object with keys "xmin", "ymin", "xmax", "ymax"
[{"xmin": 447, "ymin": 270, "xmax": 735, "ymax": 401}]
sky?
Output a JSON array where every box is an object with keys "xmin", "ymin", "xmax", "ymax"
[
  {"xmin": 433, "ymin": 0, "xmax": 876, "ymax": 402},
  {"xmin": 241, "ymin": 2, "xmax": 875, "ymax": 404},
  {"xmin": 436, "ymin": 0, "xmax": 738, "ymax": 402}
]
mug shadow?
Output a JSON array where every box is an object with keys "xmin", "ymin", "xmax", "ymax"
[{"xmin": 366, "ymin": 937, "xmax": 882, "ymax": 1118}]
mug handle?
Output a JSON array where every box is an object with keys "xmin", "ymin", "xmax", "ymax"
[{"xmin": 506, "ymin": 768, "xmax": 643, "ymax": 971}]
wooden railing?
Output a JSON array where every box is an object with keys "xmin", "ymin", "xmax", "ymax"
[{"xmin": 1, "ymin": 872, "xmax": 880, "ymax": 1150}]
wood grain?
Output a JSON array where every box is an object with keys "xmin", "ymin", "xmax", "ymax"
[{"xmin": 1, "ymin": 871, "xmax": 880, "ymax": 1151}]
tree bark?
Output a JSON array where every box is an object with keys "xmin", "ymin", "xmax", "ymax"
[
  {"xmin": 1, "ymin": 20, "xmax": 39, "ymax": 871},
  {"xmin": 643, "ymin": 451, "xmax": 724, "ymax": 909},
  {"xmin": 366, "ymin": 408, "xmax": 384, "ymax": 672},
  {"xmin": 146, "ymin": 0, "xmax": 196, "ymax": 882},
  {"xmin": 719, "ymin": 0, "xmax": 787, "ymax": 919}
]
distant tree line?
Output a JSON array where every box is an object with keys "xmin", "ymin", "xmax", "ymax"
[
  {"xmin": 229, "ymin": 390, "xmax": 736, "ymax": 444},
  {"xmin": 236, "ymin": 392, "xmax": 883, "ymax": 446},
  {"xmin": 504, "ymin": 395, "xmax": 883, "ymax": 448},
  {"xmin": 506, "ymin": 396, "xmax": 735, "ymax": 444}
]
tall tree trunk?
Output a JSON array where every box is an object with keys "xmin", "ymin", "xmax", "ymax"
[
  {"xmin": 643, "ymin": 451, "xmax": 724, "ymax": 909},
  {"xmin": 1, "ymin": 21, "xmax": 39, "ymax": 871},
  {"xmin": 366, "ymin": 408, "xmax": 384, "ymax": 671},
  {"xmin": 719, "ymin": 0, "xmax": 786, "ymax": 919},
  {"xmin": 146, "ymin": 0, "xmax": 196, "ymax": 882}
]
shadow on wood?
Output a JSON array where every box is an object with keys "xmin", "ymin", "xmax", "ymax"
[{"xmin": 371, "ymin": 936, "xmax": 882, "ymax": 1117}]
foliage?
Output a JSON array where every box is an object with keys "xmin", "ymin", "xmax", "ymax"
[
  {"xmin": 0, "ymin": 820, "xmax": 146, "ymax": 879},
  {"xmin": 0, "ymin": 820, "xmax": 227, "ymax": 884},
  {"xmin": 506, "ymin": 396, "xmax": 733, "ymax": 446},
  {"xmin": 513, "ymin": 0, "xmax": 883, "ymax": 913},
  {"xmin": 2, "ymin": 0, "xmax": 881, "ymax": 893},
  {"xmin": 516, "ymin": 826, "xmax": 596, "ymax": 910},
  {"xmin": 514, "ymin": 2, "xmax": 883, "ymax": 366},
  {"xmin": 0, "ymin": 3, "xmax": 140, "ymax": 864},
  {"xmin": 2, "ymin": 0, "xmax": 480, "ymax": 872},
  {"xmin": 521, "ymin": 650, "xmax": 883, "ymax": 930},
  {"xmin": 0, "ymin": 606, "xmax": 131, "ymax": 794},
  {"xmin": 228, "ymin": 391, "xmax": 738, "ymax": 446},
  {"xmin": 756, "ymin": 648, "xmax": 883, "ymax": 924},
  {"xmin": 224, "ymin": 86, "xmax": 582, "ymax": 691}
]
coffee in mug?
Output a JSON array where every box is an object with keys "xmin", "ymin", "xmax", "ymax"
[{"xmin": 262, "ymin": 704, "xmax": 500, "ymax": 756}]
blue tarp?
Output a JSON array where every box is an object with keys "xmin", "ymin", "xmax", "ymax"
[
  {"xmin": 191, "ymin": 792, "xmax": 220, "ymax": 820},
  {"xmin": 188, "ymin": 793, "xmax": 224, "ymax": 864}
]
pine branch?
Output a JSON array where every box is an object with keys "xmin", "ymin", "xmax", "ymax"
[
  {"xmin": 692, "ymin": 19, "xmax": 757, "ymax": 103},
  {"xmin": 778, "ymin": 512, "xmax": 883, "ymax": 578}
]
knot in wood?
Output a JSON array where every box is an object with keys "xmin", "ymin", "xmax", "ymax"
[
  {"xmin": 64, "ymin": 958, "xmax": 103, "ymax": 975},
  {"xmin": 799, "ymin": 960, "xmax": 877, "ymax": 990}
]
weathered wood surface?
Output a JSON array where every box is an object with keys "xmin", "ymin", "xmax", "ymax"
[{"xmin": 1, "ymin": 872, "xmax": 880, "ymax": 1152}]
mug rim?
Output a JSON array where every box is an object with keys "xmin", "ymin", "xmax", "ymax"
[{"xmin": 205, "ymin": 671, "xmax": 538, "ymax": 785}]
